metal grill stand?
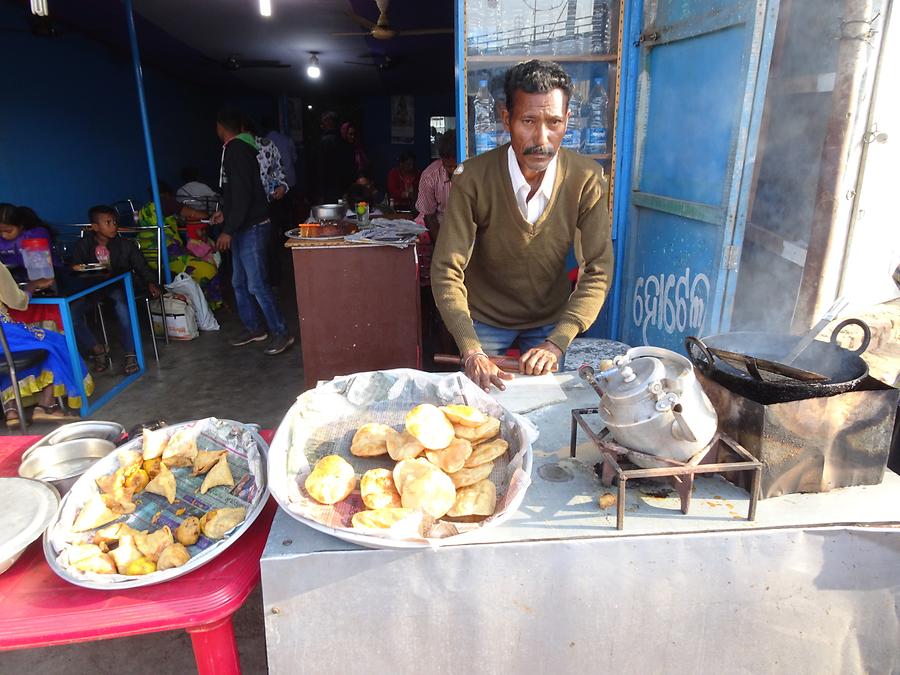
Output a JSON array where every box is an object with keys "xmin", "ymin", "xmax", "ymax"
[{"xmin": 570, "ymin": 407, "xmax": 763, "ymax": 530}]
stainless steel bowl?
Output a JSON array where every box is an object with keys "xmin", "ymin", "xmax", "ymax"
[
  {"xmin": 39, "ymin": 421, "xmax": 125, "ymax": 448},
  {"xmin": 311, "ymin": 203, "xmax": 347, "ymax": 221},
  {"xmin": 18, "ymin": 438, "xmax": 116, "ymax": 495}
]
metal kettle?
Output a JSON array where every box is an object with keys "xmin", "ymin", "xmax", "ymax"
[{"xmin": 579, "ymin": 346, "xmax": 718, "ymax": 464}]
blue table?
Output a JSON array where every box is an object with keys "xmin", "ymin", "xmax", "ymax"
[{"xmin": 29, "ymin": 270, "xmax": 144, "ymax": 416}]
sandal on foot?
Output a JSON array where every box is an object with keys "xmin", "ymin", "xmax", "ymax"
[
  {"xmin": 89, "ymin": 347, "xmax": 110, "ymax": 373},
  {"xmin": 32, "ymin": 404, "xmax": 77, "ymax": 422},
  {"xmin": 124, "ymin": 353, "xmax": 139, "ymax": 376},
  {"xmin": 5, "ymin": 411, "xmax": 27, "ymax": 428}
]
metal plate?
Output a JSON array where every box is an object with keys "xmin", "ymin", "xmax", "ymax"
[
  {"xmin": 42, "ymin": 419, "xmax": 269, "ymax": 590},
  {"xmin": 285, "ymin": 227, "xmax": 349, "ymax": 242},
  {"xmin": 0, "ymin": 478, "xmax": 60, "ymax": 574}
]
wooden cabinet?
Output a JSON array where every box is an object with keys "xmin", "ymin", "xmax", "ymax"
[{"xmin": 291, "ymin": 243, "xmax": 422, "ymax": 390}]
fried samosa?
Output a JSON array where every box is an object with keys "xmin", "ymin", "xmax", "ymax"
[
  {"xmin": 199, "ymin": 454, "xmax": 234, "ymax": 495},
  {"xmin": 200, "ymin": 507, "xmax": 246, "ymax": 540},
  {"xmin": 192, "ymin": 450, "xmax": 226, "ymax": 476},
  {"xmin": 156, "ymin": 543, "xmax": 191, "ymax": 571},
  {"xmin": 142, "ymin": 427, "xmax": 169, "ymax": 460},
  {"xmin": 145, "ymin": 461, "xmax": 177, "ymax": 504}
]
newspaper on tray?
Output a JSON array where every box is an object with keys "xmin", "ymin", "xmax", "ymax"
[
  {"xmin": 48, "ymin": 418, "xmax": 266, "ymax": 585},
  {"xmin": 343, "ymin": 218, "xmax": 426, "ymax": 248},
  {"xmin": 269, "ymin": 369, "xmax": 538, "ymax": 548}
]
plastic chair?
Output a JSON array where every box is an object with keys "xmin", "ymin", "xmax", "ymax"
[{"xmin": 0, "ymin": 322, "xmax": 48, "ymax": 434}]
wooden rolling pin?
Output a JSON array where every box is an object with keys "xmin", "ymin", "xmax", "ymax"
[{"xmin": 433, "ymin": 353, "xmax": 559, "ymax": 373}]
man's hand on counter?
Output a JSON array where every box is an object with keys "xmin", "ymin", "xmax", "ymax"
[
  {"xmin": 463, "ymin": 349, "xmax": 514, "ymax": 393},
  {"xmin": 520, "ymin": 341, "xmax": 563, "ymax": 376}
]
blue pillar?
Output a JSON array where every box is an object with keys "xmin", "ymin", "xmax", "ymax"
[{"xmin": 124, "ymin": 0, "xmax": 171, "ymax": 284}]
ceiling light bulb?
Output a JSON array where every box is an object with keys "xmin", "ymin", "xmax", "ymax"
[
  {"xmin": 307, "ymin": 55, "xmax": 321, "ymax": 79},
  {"xmin": 259, "ymin": 0, "xmax": 271, "ymax": 17},
  {"xmin": 307, "ymin": 105, "xmax": 313, "ymax": 110}
]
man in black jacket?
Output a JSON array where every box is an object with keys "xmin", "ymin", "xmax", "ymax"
[{"xmin": 212, "ymin": 108, "xmax": 293, "ymax": 355}]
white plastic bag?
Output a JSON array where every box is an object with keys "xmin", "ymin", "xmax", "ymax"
[
  {"xmin": 149, "ymin": 293, "xmax": 199, "ymax": 340},
  {"xmin": 165, "ymin": 272, "xmax": 219, "ymax": 331}
]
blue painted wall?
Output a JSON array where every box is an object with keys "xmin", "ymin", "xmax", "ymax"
[
  {"xmin": 362, "ymin": 93, "xmax": 454, "ymax": 191},
  {"xmin": 0, "ymin": 2, "xmax": 274, "ymax": 229}
]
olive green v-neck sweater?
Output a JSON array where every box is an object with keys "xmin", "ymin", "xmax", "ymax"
[{"xmin": 431, "ymin": 144, "xmax": 613, "ymax": 355}]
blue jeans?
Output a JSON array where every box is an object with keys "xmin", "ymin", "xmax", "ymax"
[
  {"xmin": 232, "ymin": 221, "xmax": 287, "ymax": 336},
  {"xmin": 72, "ymin": 287, "xmax": 135, "ymax": 353},
  {"xmin": 473, "ymin": 320, "xmax": 556, "ymax": 356}
]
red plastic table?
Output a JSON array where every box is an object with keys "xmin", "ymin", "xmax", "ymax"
[{"xmin": 0, "ymin": 432, "xmax": 276, "ymax": 675}]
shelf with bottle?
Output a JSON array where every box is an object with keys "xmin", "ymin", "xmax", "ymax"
[{"xmin": 467, "ymin": 54, "xmax": 618, "ymax": 64}]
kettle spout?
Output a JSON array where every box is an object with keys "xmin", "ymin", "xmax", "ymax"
[{"xmin": 670, "ymin": 404, "xmax": 698, "ymax": 443}]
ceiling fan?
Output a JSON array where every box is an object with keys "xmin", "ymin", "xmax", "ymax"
[
  {"xmin": 335, "ymin": 0, "xmax": 453, "ymax": 40},
  {"xmin": 343, "ymin": 52, "xmax": 401, "ymax": 71},
  {"xmin": 220, "ymin": 54, "xmax": 291, "ymax": 71}
]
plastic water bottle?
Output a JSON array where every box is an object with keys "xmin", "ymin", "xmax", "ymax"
[
  {"xmin": 21, "ymin": 238, "xmax": 54, "ymax": 280},
  {"xmin": 585, "ymin": 77, "xmax": 609, "ymax": 155},
  {"xmin": 591, "ymin": 0, "xmax": 612, "ymax": 54},
  {"xmin": 562, "ymin": 79, "xmax": 585, "ymax": 152},
  {"xmin": 474, "ymin": 80, "xmax": 497, "ymax": 155}
]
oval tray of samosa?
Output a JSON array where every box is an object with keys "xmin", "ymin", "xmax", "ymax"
[{"xmin": 43, "ymin": 418, "xmax": 268, "ymax": 589}]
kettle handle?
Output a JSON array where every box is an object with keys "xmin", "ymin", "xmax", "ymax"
[
  {"xmin": 829, "ymin": 318, "xmax": 871, "ymax": 356},
  {"xmin": 684, "ymin": 336, "xmax": 715, "ymax": 373}
]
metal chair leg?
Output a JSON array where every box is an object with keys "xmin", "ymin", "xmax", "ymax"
[
  {"xmin": 145, "ymin": 298, "xmax": 160, "ymax": 365},
  {"xmin": 0, "ymin": 328, "xmax": 28, "ymax": 434},
  {"xmin": 97, "ymin": 304, "xmax": 112, "ymax": 368}
]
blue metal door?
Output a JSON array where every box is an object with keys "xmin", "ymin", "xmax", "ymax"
[{"xmin": 619, "ymin": 0, "xmax": 778, "ymax": 350}]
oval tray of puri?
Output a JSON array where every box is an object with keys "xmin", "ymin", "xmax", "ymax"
[{"xmin": 42, "ymin": 419, "xmax": 269, "ymax": 590}]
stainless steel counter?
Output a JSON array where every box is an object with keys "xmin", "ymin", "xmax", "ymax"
[{"xmin": 261, "ymin": 373, "xmax": 900, "ymax": 674}]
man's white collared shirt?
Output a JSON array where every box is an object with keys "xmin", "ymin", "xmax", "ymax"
[{"xmin": 507, "ymin": 145, "xmax": 558, "ymax": 224}]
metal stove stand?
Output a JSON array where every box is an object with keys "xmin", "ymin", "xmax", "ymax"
[{"xmin": 570, "ymin": 407, "xmax": 763, "ymax": 530}]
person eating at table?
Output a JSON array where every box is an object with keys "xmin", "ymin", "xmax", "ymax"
[
  {"xmin": 0, "ymin": 203, "xmax": 58, "ymax": 270},
  {"xmin": 0, "ymin": 261, "xmax": 89, "ymax": 426},
  {"xmin": 430, "ymin": 60, "xmax": 613, "ymax": 392},
  {"xmin": 70, "ymin": 205, "xmax": 161, "ymax": 375}
]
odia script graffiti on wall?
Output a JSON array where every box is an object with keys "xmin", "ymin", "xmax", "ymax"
[{"xmin": 632, "ymin": 269, "xmax": 711, "ymax": 345}]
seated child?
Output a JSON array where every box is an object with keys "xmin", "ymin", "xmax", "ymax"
[{"xmin": 71, "ymin": 205, "xmax": 160, "ymax": 375}]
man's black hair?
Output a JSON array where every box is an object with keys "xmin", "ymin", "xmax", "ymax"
[
  {"xmin": 216, "ymin": 107, "xmax": 244, "ymax": 134},
  {"xmin": 503, "ymin": 59, "xmax": 572, "ymax": 113},
  {"xmin": 88, "ymin": 204, "xmax": 117, "ymax": 224},
  {"xmin": 180, "ymin": 166, "xmax": 200, "ymax": 183},
  {"xmin": 437, "ymin": 130, "xmax": 457, "ymax": 159},
  {"xmin": 399, "ymin": 150, "xmax": 415, "ymax": 163}
]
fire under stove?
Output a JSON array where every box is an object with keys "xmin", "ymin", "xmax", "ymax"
[{"xmin": 570, "ymin": 408, "xmax": 763, "ymax": 530}]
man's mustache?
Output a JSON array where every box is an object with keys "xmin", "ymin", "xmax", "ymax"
[{"xmin": 524, "ymin": 145, "xmax": 554, "ymax": 156}]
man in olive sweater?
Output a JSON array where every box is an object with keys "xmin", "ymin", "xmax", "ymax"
[{"xmin": 431, "ymin": 60, "xmax": 613, "ymax": 391}]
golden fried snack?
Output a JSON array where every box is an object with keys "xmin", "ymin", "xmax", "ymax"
[
  {"xmin": 68, "ymin": 544, "xmax": 117, "ymax": 574},
  {"xmin": 123, "ymin": 467, "xmax": 149, "ymax": 494},
  {"xmin": 439, "ymin": 405, "xmax": 488, "ymax": 428},
  {"xmin": 117, "ymin": 449, "xmax": 142, "ymax": 470},
  {"xmin": 145, "ymin": 462, "xmax": 177, "ymax": 504},
  {"xmin": 157, "ymin": 543, "xmax": 191, "ymax": 570},
  {"xmin": 200, "ymin": 507, "xmax": 247, "ymax": 539},
  {"xmin": 95, "ymin": 469, "xmax": 123, "ymax": 495},
  {"xmin": 350, "ymin": 423, "xmax": 395, "ymax": 457},
  {"xmin": 162, "ymin": 428, "xmax": 199, "ymax": 468},
  {"xmin": 200, "ymin": 454, "xmax": 234, "ymax": 494},
  {"xmin": 72, "ymin": 493, "xmax": 123, "ymax": 532},
  {"xmin": 142, "ymin": 427, "xmax": 168, "ymax": 461},
  {"xmin": 392, "ymin": 458, "xmax": 436, "ymax": 495},
  {"xmin": 92, "ymin": 522, "xmax": 145, "ymax": 546},
  {"xmin": 399, "ymin": 465, "xmax": 457, "ymax": 519},
  {"xmin": 360, "ymin": 468, "xmax": 402, "ymax": 509},
  {"xmin": 122, "ymin": 556, "xmax": 157, "ymax": 575},
  {"xmin": 135, "ymin": 526, "xmax": 174, "ymax": 562},
  {"xmin": 386, "ymin": 429, "xmax": 425, "ymax": 461},
  {"xmin": 175, "ymin": 516, "xmax": 201, "ymax": 546},
  {"xmin": 193, "ymin": 450, "xmax": 227, "ymax": 476},
  {"xmin": 405, "ymin": 404, "xmax": 455, "ymax": 450},
  {"xmin": 351, "ymin": 507, "xmax": 421, "ymax": 530},
  {"xmin": 143, "ymin": 457, "xmax": 162, "ymax": 480},
  {"xmin": 110, "ymin": 533, "xmax": 143, "ymax": 573},
  {"xmin": 450, "ymin": 461, "xmax": 494, "ymax": 488},
  {"xmin": 447, "ymin": 479, "xmax": 497, "ymax": 517},
  {"xmin": 305, "ymin": 455, "xmax": 357, "ymax": 505},
  {"xmin": 464, "ymin": 438, "xmax": 509, "ymax": 468},
  {"xmin": 453, "ymin": 416, "xmax": 501, "ymax": 444},
  {"xmin": 425, "ymin": 438, "xmax": 473, "ymax": 474}
]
